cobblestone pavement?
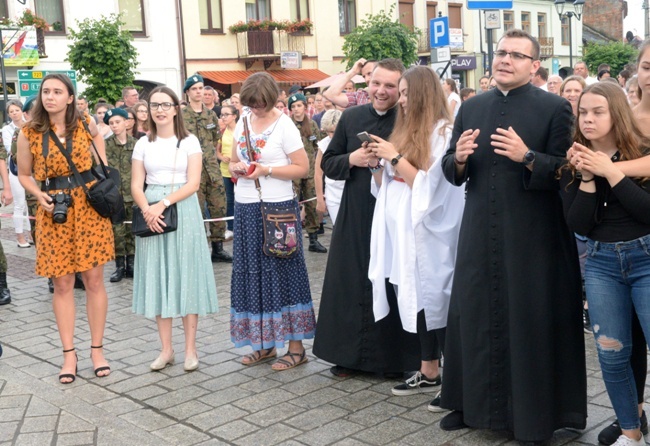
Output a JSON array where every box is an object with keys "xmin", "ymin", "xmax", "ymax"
[{"xmin": 0, "ymin": 202, "xmax": 641, "ymax": 445}]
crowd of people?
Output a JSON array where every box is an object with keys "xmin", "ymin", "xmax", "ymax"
[{"xmin": 1, "ymin": 28, "xmax": 650, "ymax": 446}]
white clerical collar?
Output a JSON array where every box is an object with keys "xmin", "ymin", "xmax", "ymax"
[
  {"xmin": 373, "ymin": 108, "xmax": 388, "ymax": 116},
  {"xmin": 497, "ymin": 89, "xmax": 509, "ymax": 96}
]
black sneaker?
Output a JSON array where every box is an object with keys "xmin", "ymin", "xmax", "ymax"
[
  {"xmin": 427, "ymin": 390, "xmax": 449, "ymax": 413},
  {"xmin": 391, "ymin": 371, "xmax": 441, "ymax": 396},
  {"xmin": 598, "ymin": 411, "xmax": 648, "ymax": 445},
  {"xmin": 583, "ymin": 307, "xmax": 592, "ymax": 334}
]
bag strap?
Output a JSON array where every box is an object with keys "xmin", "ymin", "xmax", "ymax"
[
  {"xmin": 80, "ymin": 118, "xmax": 111, "ymax": 179},
  {"xmin": 242, "ymin": 117, "xmax": 262, "ymax": 200},
  {"xmin": 47, "ymin": 130, "xmax": 92, "ymax": 197}
]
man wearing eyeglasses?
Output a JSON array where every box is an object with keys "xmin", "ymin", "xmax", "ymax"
[
  {"xmin": 181, "ymin": 74, "xmax": 232, "ymax": 262},
  {"xmin": 546, "ymin": 74, "xmax": 562, "ymax": 95},
  {"xmin": 439, "ymin": 29, "xmax": 586, "ymax": 441}
]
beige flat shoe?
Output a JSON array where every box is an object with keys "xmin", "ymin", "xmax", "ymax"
[
  {"xmin": 184, "ymin": 355, "xmax": 199, "ymax": 372},
  {"xmin": 150, "ymin": 351, "xmax": 175, "ymax": 371}
]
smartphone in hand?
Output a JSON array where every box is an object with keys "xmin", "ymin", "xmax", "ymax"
[{"xmin": 357, "ymin": 131, "xmax": 374, "ymax": 143}]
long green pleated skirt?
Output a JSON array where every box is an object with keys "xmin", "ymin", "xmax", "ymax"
[{"xmin": 132, "ymin": 184, "xmax": 218, "ymax": 318}]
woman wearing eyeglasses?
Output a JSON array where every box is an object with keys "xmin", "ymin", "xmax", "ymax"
[
  {"xmin": 216, "ymin": 105, "xmax": 239, "ymax": 233},
  {"xmin": 131, "ymin": 87, "xmax": 218, "ymax": 373},
  {"xmin": 134, "ymin": 100, "xmax": 150, "ymax": 135}
]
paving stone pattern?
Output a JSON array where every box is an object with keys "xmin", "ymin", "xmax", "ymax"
[{"xmin": 0, "ymin": 203, "xmax": 643, "ymax": 445}]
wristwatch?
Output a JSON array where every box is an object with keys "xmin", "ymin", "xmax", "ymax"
[
  {"xmin": 265, "ymin": 167, "xmax": 273, "ymax": 179},
  {"xmin": 522, "ymin": 150, "xmax": 536, "ymax": 166},
  {"xmin": 162, "ymin": 199, "xmax": 171, "ymax": 208},
  {"xmin": 391, "ymin": 154, "xmax": 403, "ymax": 166}
]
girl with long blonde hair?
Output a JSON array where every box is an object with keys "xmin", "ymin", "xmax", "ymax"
[{"xmin": 367, "ymin": 66, "xmax": 465, "ymax": 406}]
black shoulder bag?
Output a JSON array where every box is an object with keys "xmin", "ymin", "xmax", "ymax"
[
  {"xmin": 130, "ymin": 139, "xmax": 179, "ymax": 237},
  {"xmin": 243, "ymin": 117, "xmax": 299, "ymax": 259},
  {"xmin": 48, "ymin": 127, "xmax": 126, "ymax": 224}
]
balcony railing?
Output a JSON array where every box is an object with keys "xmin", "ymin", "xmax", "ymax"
[
  {"xmin": 235, "ymin": 30, "xmax": 306, "ymax": 58},
  {"xmin": 418, "ymin": 27, "xmax": 464, "ymax": 52},
  {"xmin": 538, "ymin": 36, "xmax": 554, "ymax": 59},
  {"xmin": 418, "ymin": 28, "xmax": 430, "ymax": 53}
]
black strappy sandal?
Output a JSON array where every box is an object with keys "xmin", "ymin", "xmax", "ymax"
[
  {"xmin": 59, "ymin": 348, "xmax": 77, "ymax": 384},
  {"xmin": 271, "ymin": 349, "xmax": 308, "ymax": 371},
  {"xmin": 90, "ymin": 345, "xmax": 111, "ymax": 377}
]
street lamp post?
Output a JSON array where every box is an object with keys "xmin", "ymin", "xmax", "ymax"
[{"xmin": 554, "ymin": 0, "xmax": 584, "ymax": 70}]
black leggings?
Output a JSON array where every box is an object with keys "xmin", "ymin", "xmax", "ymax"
[{"xmin": 417, "ymin": 309, "xmax": 446, "ymax": 362}]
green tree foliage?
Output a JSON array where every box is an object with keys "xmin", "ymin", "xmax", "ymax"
[
  {"xmin": 66, "ymin": 14, "xmax": 139, "ymax": 103},
  {"xmin": 582, "ymin": 41, "xmax": 638, "ymax": 76},
  {"xmin": 341, "ymin": 7, "xmax": 420, "ymax": 69}
]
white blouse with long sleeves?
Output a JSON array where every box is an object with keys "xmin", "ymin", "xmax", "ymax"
[{"xmin": 368, "ymin": 120, "xmax": 465, "ymax": 333}]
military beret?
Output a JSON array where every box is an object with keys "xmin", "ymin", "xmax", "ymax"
[
  {"xmin": 22, "ymin": 95, "xmax": 36, "ymax": 112},
  {"xmin": 103, "ymin": 107, "xmax": 129, "ymax": 125},
  {"xmin": 288, "ymin": 84, "xmax": 302, "ymax": 95},
  {"xmin": 184, "ymin": 74, "xmax": 204, "ymax": 92},
  {"xmin": 287, "ymin": 93, "xmax": 307, "ymax": 111}
]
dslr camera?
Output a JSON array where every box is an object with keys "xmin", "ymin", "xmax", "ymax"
[{"xmin": 49, "ymin": 192, "xmax": 73, "ymax": 224}]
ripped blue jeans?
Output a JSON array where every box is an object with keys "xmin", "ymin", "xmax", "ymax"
[{"xmin": 585, "ymin": 234, "xmax": 650, "ymax": 431}]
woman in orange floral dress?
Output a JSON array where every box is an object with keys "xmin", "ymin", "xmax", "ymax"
[{"xmin": 17, "ymin": 74, "xmax": 114, "ymax": 384}]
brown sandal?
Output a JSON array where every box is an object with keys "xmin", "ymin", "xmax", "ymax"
[
  {"xmin": 242, "ymin": 348, "xmax": 277, "ymax": 366},
  {"xmin": 271, "ymin": 349, "xmax": 308, "ymax": 371}
]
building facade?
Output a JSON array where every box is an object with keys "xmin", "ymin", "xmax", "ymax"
[{"xmin": 0, "ymin": 0, "xmax": 182, "ymax": 104}]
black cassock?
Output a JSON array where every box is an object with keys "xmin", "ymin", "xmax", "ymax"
[
  {"xmin": 313, "ymin": 104, "xmax": 420, "ymax": 373},
  {"xmin": 440, "ymin": 83, "xmax": 587, "ymax": 442}
]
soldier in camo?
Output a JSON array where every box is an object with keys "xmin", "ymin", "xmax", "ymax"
[
  {"xmin": 103, "ymin": 108, "xmax": 136, "ymax": 282},
  {"xmin": 181, "ymin": 74, "xmax": 232, "ymax": 262},
  {"xmin": 287, "ymin": 93, "xmax": 327, "ymax": 253},
  {"xmin": 0, "ymin": 138, "xmax": 13, "ymax": 304}
]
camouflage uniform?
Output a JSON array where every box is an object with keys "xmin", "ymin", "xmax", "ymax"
[
  {"xmin": 292, "ymin": 118, "xmax": 321, "ymax": 234},
  {"xmin": 105, "ymin": 133, "xmax": 136, "ymax": 257},
  {"xmin": 181, "ymin": 105, "xmax": 227, "ymax": 243}
]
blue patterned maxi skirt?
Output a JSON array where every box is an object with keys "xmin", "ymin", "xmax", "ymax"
[{"xmin": 230, "ymin": 199, "xmax": 316, "ymax": 350}]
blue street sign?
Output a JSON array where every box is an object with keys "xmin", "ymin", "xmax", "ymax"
[
  {"xmin": 430, "ymin": 17, "xmax": 449, "ymax": 48},
  {"xmin": 467, "ymin": 0, "xmax": 513, "ymax": 10}
]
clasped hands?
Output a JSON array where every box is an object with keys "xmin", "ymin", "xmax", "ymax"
[
  {"xmin": 567, "ymin": 142, "xmax": 622, "ymax": 182},
  {"xmin": 142, "ymin": 201, "xmax": 167, "ymax": 233}
]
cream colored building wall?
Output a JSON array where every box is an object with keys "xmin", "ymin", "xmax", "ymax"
[
  {"xmin": 3, "ymin": 0, "xmax": 182, "ymax": 97},
  {"xmin": 183, "ymin": 0, "xmax": 479, "ymax": 80}
]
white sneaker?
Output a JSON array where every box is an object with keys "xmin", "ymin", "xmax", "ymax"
[
  {"xmin": 612, "ymin": 434, "xmax": 646, "ymax": 446},
  {"xmin": 225, "ymin": 230, "xmax": 233, "ymax": 240}
]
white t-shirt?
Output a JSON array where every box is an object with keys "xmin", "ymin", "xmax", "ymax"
[
  {"xmin": 233, "ymin": 114, "xmax": 303, "ymax": 203},
  {"xmin": 447, "ymin": 92, "xmax": 461, "ymax": 118},
  {"xmin": 132, "ymin": 134, "xmax": 202, "ymax": 185}
]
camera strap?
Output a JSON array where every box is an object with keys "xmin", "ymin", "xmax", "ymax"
[{"xmin": 47, "ymin": 129, "xmax": 93, "ymax": 198}]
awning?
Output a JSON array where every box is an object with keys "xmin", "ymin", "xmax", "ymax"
[
  {"xmin": 306, "ymin": 73, "xmax": 365, "ymax": 89},
  {"xmin": 199, "ymin": 69, "xmax": 330, "ymax": 87}
]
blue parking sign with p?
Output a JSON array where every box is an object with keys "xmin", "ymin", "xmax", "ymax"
[{"xmin": 430, "ymin": 17, "xmax": 449, "ymax": 48}]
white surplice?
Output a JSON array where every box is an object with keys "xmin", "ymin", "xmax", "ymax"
[{"xmin": 368, "ymin": 121, "xmax": 465, "ymax": 333}]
